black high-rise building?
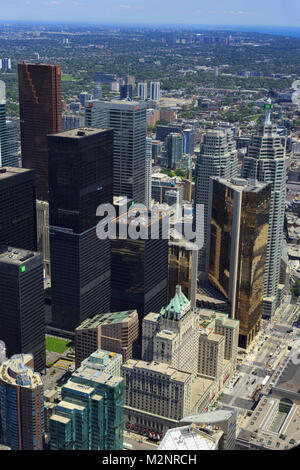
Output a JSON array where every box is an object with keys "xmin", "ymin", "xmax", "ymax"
[
  {"xmin": 111, "ymin": 207, "xmax": 169, "ymax": 340},
  {"xmin": 0, "ymin": 167, "xmax": 37, "ymax": 251},
  {"xmin": 120, "ymin": 84, "xmax": 133, "ymax": 100},
  {"xmin": 0, "ymin": 247, "xmax": 45, "ymax": 371},
  {"xmin": 48, "ymin": 128, "xmax": 113, "ymax": 332}
]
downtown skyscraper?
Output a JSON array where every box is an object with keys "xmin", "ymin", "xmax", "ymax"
[
  {"xmin": 242, "ymin": 103, "xmax": 287, "ymax": 318},
  {"xmin": 0, "ymin": 247, "xmax": 45, "ymax": 371},
  {"xmin": 206, "ymin": 177, "xmax": 271, "ymax": 348},
  {"xmin": 18, "ymin": 62, "xmax": 62, "ymax": 201},
  {"xmin": 0, "ymin": 354, "xmax": 44, "ymax": 450},
  {"xmin": 48, "ymin": 127, "xmax": 113, "ymax": 332},
  {"xmin": 0, "ymin": 167, "xmax": 37, "ymax": 251},
  {"xmin": 0, "ymin": 81, "xmax": 8, "ymax": 167},
  {"xmin": 194, "ymin": 128, "xmax": 238, "ymax": 277},
  {"xmin": 85, "ymin": 100, "xmax": 147, "ymax": 203}
]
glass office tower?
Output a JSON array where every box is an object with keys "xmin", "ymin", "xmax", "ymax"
[
  {"xmin": 18, "ymin": 62, "xmax": 62, "ymax": 201},
  {"xmin": 242, "ymin": 103, "xmax": 286, "ymax": 318},
  {"xmin": 0, "ymin": 167, "xmax": 37, "ymax": 251},
  {"xmin": 48, "ymin": 127, "xmax": 113, "ymax": 332},
  {"xmin": 206, "ymin": 177, "xmax": 271, "ymax": 348},
  {"xmin": 0, "ymin": 248, "xmax": 45, "ymax": 371},
  {"xmin": 85, "ymin": 100, "xmax": 147, "ymax": 204}
]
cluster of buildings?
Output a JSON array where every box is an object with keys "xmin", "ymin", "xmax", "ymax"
[{"xmin": 0, "ymin": 57, "xmax": 293, "ymax": 452}]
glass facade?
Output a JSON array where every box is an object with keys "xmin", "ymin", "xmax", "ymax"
[{"xmin": 208, "ymin": 178, "xmax": 270, "ymax": 348}]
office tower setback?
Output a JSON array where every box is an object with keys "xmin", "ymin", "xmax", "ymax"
[
  {"xmin": 48, "ymin": 127, "xmax": 113, "ymax": 331},
  {"xmin": 166, "ymin": 133, "xmax": 184, "ymax": 169},
  {"xmin": 120, "ymin": 84, "xmax": 133, "ymax": 100},
  {"xmin": 93, "ymin": 83, "xmax": 102, "ymax": 100},
  {"xmin": 0, "ymin": 247, "xmax": 45, "ymax": 371},
  {"xmin": 5, "ymin": 121, "xmax": 19, "ymax": 167},
  {"xmin": 0, "ymin": 58, "xmax": 12, "ymax": 71},
  {"xmin": 194, "ymin": 128, "xmax": 238, "ymax": 277},
  {"xmin": 242, "ymin": 103, "xmax": 287, "ymax": 318},
  {"xmin": 0, "ymin": 81, "xmax": 8, "ymax": 167},
  {"xmin": 50, "ymin": 350, "xmax": 124, "ymax": 450},
  {"xmin": 0, "ymin": 354, "xmax": 44, "ymax": 450},
  {"xmin": 183, "ymin": 128, "xmax": 195, "ymax": 155},
  {"xmin": 206, "ymin": 177, "xmax": 271, "ymax": 348},
  {"xmin": 75, "ymin": 310, "xmax": 139, "ymax": 368},
  {"xmin": 18, "ymin": 62, "xmax": 62, "ymax": 201},
  {"xmin": 79, "ymin": 92, "xmax": 93, "ymax": 107},
  {"xmin": 145, "ymin": 136, "xmax": 152, "ymax": 209},
  {"xmin": 111, "ymin": 208, "xmax": 169, "ymax": 337},
  {"xmin": 85, "ymin": 100, "xmax": 147, "ymax": 203},
  {"xmin": 0, "ymin": 167, "xmax": 37, "ymax": 251},
  {"xmin": 168, "ymin": 238, "xmax": 198, "ymax": 306},
  {"xmin": 62, "ymin": 114, "xmax": 85, "ymax": 131},
  {"xmin": 36, "ymin": 200, "xmax": 50, "ymax": 276},
  {"xmin": 150, "ymin": 81, "xmax": 161, "ymax": 101},
  {"xmin": 138, "ymin": 82, "xmax": 147, "ymax": 101}
]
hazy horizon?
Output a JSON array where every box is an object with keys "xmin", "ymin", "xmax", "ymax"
[{"xmin": 1, "ymin": 0, "xmax": 300, "ymax": 29}]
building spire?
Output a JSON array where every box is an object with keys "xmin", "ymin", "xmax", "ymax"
[{"xmin": 264, "ymin": 98, "xmax": 273, "ymax": 126}]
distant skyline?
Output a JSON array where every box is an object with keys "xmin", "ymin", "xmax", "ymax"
[{"xmin": 1, "ymin": 0, "xmax": 300, "ymax": 28}]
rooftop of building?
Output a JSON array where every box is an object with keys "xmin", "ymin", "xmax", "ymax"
[
  {"xmin": 0, "ymin": 246, "xmax": 40, "ymax": 266},
  {"xmin": 273, "ymin": 354, "xmax": 300, "ymax": 396},
  {"xmin": 181, "ymin": 409, "xmax": 235, "ymax": 424},
  {"xmin": 198, "ymin": 310, "xmax": 239, "ymax": 329},
  {"xmin": 122, "ymin": 359, "xmax": 191, "ymax": 383},
  {"xmin": 212, "ymin": 176, "xmax": 270, "ymax": 194},
  {"xmin": 50, "ymin": 414, "xmax": 71, "ymax": 425},
  {"xmin": 160, "ymin": 285, "xmax": 191, "ymax": 321},
  {"xmin": 88, "ymin": 99, "xmax": 147, "ymax": 110},
  {"xmin": 237, "ymin": 396, "xmax": 300, "ymax": 450},
  {"xmin": 77, "ymin": 310, "xmax": 137, "ymax": 331},
  {"xmin": 0, "ymin": 166, "xmax": 33, "ymax": 181},
  {"xmin": 80, "ymin": 349, "xmax": 122, "ymax": 372},
  {"xmin": 49, "ymin": 127, "xmax": 109, "ymax": 139},
  {"xmin": 199, "ymin": 330, "xmax": 224, "ymax": 343},
  {"xmin": 0, "ymin": 354, "xmax": 43, "ymax": 389},
  {"xmin": 113, "ymin": 205, "xmax": 170, "ymax": 228},
  {"xmin": 158, "ymin": 424, "xmax": 222, "ymax": 450},
  {"xmin": 72, "ymin": 367, "xmax": 123, "ymax": 389},
  {"xmin": 56, "ymin": 400, "xmax": 86, "ymax": 413}
]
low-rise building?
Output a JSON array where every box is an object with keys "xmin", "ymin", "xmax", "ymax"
[{"xmin": 75, "ymin": 310, "xmax": 139, "ymax": 368}]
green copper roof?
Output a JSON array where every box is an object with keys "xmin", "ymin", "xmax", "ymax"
[{"xmin": 160, "ymin": 285, "xmax": 190, "ymax": 320}]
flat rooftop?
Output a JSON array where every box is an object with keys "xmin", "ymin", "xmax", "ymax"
[
  {"xmin": 0, "ymin": 247, "xmax": 39, "ymax": 266},
  {"xmin": 158, "ymin": 425, "xmax": 221, "ymax": 450},
  {"xmin": 237, "ymin": 396, "xmax": 300, "ymax": 450},
  {"xmin": 0, "ymin": 166, "xmax": 32, "ymax": 178},
  {"xmin": 77, "ymin": 310, "xmax": 137, "ymax": 330},
  {"xmin": 73, "ymin": 368, "xmax": 123, "ymax": 388},
  {"xmin": 113, "ymin": 206, "xmax": 170, "ymax": 228},
  {"xmin": 212, "ymin": 176, "xmax": 270, "ymax": 194},
  {"xmin": 123, "ymin": 360, "xmax": 191, "ymax": 383},
  {"xmin": 49, "ymin": 127, "xmax": 109, "ymax": 139}
]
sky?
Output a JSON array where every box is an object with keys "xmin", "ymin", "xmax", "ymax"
[{"xmin": 1, "ymin": 0, "xmax": 300, "ymax": 28}]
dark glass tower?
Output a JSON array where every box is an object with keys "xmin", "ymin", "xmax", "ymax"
[
  {"xmin": 48, "ymin": 128, "xmax": 114, "ymax": 332},
  {"xmin": 111, "ymin": 208, "xmax": 169, "ymax": 341},
  {"xmin": 0, "ymin": 167, "xmax": 37, "ymax": 251},
  {"xmin": 18, "ymin": 62, "xmax": 62, "ymax": 201},
  {"xmin": 0, "ymin": 247, "xmax": 45, "ymax": 371}
]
